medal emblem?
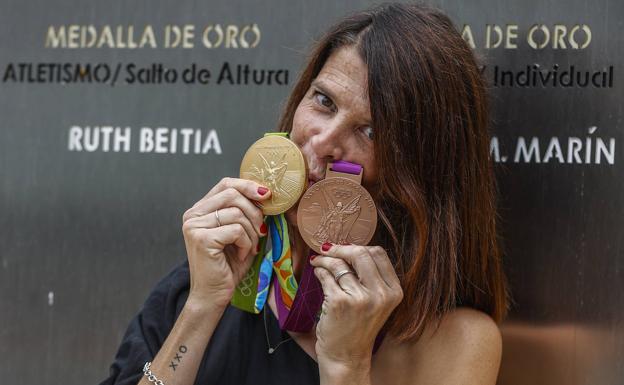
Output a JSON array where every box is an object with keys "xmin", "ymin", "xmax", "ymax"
[{"xmin": 240, "ymin": 134, "xmax": 307, "ymax": 215}]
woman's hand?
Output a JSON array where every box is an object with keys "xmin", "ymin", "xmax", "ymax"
[
  {"xmin": 181, "ymin": 177, "xmax": 271, "ymax": 309},
  {"xmin": 310, "ymin": 243, "xmax": 404, "ymax": 372}
]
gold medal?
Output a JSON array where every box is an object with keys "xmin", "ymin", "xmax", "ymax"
[
  {"xmin": 297, "ymin": 162, "xmax": 377, "ymax": 254},
  {"xmin": 240, "ymin": 134, "xmax": 308, "ymax": 215}
]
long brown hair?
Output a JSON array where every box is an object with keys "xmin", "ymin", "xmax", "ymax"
[{"xmin": 278, "ymin": 3, "xmax": 510, "ymax": 342}]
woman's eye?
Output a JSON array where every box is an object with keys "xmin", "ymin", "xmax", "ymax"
[
  {"xmin": 314, "ymin": 92, "xmax": 335, "ymax": 111},
  {"xmin": 361, "ymin": 126, "xmax": 374, "ymax": 140}
]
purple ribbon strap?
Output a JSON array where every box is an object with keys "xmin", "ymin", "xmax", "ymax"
[{"xmin": 330, "ymin": 160, "xmax": 362, "ymax": 175}]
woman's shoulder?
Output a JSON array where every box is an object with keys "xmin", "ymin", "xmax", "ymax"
[
  {"xmin": 152, "ymin": 259, "xmax": 190, "ymax": 289},
  {"xmin": 140, "ymin": 259, "xmax": 191, "ymax": 328},
  {"xmin": 384, "ymin": 307, "xmax": 501, "ymax": 350},
  {"xmin": 432, "ymin": 307, "xmax": 502, "ymax": 346},
  {"xmin": 374, "ymin": 307, "xmax": 502, "ymax": 385},
  {"xmin": 416, "ymin": 307, "xmax": 501, "ymax": 364},
  {"xmin": 422, "ymin": 307, "xmax": 502, "ymax": 383}
]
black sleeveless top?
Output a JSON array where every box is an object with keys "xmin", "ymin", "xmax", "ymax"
[{"xmin": 100, "ymin": 260, "xmax": 320, "ymax": 385}]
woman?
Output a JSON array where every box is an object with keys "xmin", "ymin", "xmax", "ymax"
[{"xmin": 101, "ymin": 3, "xmax": 509, "ymax": 385}]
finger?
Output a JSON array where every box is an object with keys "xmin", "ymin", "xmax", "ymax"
[
  {"xmin": 185, "ymin": 188, "xmax": 266, "ymax": 236},
  {"xmin": 366, "ymin": 246, "xmax": 401, "ymax": 289},
  {"xmin": 313, "ymin": 266, "xmax": 348, "ymax": 304},
  {"xmin": 320, "ymin": 243, "xmax": 384, "ymax": 289},
  {"xmin": 216, "ymin": 189, "xmax": 266, "ymax": 237},
  {"xmin": 310, "ymin": 255, "xmax": 361, "ymax": 295},
  {"xmin": 183, "ymin": 176, "xmax": 270, "ymax": 225},
  {"xmin": 184, "ymin": 207, "xmax": 262, "ymax": 252},
  {"xmin": 206, "ymin": 177, "xmax": 271, "ymax": 202},
  {"xmin": 211, "ymin": 223, "xmax": 253, "ymax": 262}
]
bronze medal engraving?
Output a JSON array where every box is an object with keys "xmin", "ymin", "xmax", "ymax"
[
  {"xmin": 297, "ymin": 177, "xmax": 377, "ymax": 254},
  {"xmin": 240, "ymin": 135, "xmax": 307, "ymax": 215}
]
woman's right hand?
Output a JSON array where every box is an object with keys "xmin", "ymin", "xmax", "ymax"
[{"xmin": 181, "ymin": 177, "xmax": 271, "ymax": 309}]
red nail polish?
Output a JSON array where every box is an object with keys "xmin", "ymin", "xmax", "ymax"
[
  {"xmin": 257, "ymin": 187, "xmax": 269, "ymax": 196},
  {"xmin": 321, "ymin": 242, "xmax": 332, "ymax": 252},
  {"xmin": 310, "ymin": 255, "xmax": 317, "ymax": 260},
  {"xmin": 260, "ymin": 223, "xmax": 267, "ymax": 234},
  {"xmin": 256, "ymin": 243, "xmax": 260, "ymax": 253}
]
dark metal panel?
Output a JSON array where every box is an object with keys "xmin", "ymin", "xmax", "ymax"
[{"xmin": 0, "ymin": 1, "xmax": 621, "ymax": 384}]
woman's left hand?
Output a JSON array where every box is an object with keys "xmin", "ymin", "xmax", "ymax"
[{"xmin": 310, "ymin": 243, "xmax": 404, "ymax": 371}]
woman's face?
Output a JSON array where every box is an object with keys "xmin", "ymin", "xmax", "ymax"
[{"xmin": 287, "ymin": 46, "xmax": 377, "ymax": 227}]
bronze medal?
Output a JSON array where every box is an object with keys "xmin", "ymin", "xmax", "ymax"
[
  {"xmin": 297, "ymin": 163, "xmax": 377, "ymax": 254},
  {"xmin": 240, "ymin": 134, "xmax": 308, "ymax": 215}
]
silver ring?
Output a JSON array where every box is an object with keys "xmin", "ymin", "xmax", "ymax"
[
  {"xmin": 215, "ymin": 209, "xmax": 222, "ymax": 227},
  {"xmin": 334, "ymin": 269, "xmax": 356, "ymax": 284}
]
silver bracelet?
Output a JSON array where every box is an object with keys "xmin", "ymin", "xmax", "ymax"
[{"xmin": 143, "ymin": 362, "xmax": 165, "ymax": 385}]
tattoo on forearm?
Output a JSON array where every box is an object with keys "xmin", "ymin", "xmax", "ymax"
[{"xmin": 169, "ymin": 345, "xmax": 188, "ymax": 371}]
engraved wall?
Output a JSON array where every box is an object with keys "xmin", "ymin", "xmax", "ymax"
[{"xmin": 0, "ymin": 1, "xmax": 621, "ymax": 384}]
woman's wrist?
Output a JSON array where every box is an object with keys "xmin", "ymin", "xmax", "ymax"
[{"xmin": 318, "ymin": 356, "xmax": 372, "ymax": 385}]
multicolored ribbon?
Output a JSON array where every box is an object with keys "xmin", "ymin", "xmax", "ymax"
[
  {"xmin": 231, "ymin": 213, "xmax": 319, "ymax": 326},
  {"xmin": 230, "ymin": 214, "xmax": 291, "ymax": 313}
]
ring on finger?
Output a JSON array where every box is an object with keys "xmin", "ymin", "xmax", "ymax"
[
  {"xmin": 334, "ymin": 269, "xmax": 357, "ymax": 284},
  {"xmin": 215, "ymin": 209, "xmax": 222, "ymax": 227}
]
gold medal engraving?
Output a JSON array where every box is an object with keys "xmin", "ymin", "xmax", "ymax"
[{"xmin": 240, "ymin": 135, "xmax": 307, "ymax": 215}]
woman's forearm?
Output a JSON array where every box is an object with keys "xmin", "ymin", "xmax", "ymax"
[{"xmin": 136, "ymin": 298, "xmax": 226, "ymax": 385}]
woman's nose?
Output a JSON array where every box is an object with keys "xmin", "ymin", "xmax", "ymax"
[{"xmin": 309, "ymin": 124, "xmax": 344, "ymax": 160}]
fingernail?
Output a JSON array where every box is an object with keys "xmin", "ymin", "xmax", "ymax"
[
  {"xmin": 257, "ymin": 187, "xmax": 269, "ymax": 196},
  {"xmin": 310, "ymin": 254, "xmax": 317, "ymax": 261},
  {"xmin": 256, "ymin": 243, "xmax": 261, "ymax": 253},
  {"xmin": 321, "ymin": 242, "xmax": 332, "ymax": 252},
  {"xmin": 260, "ymin": 223, "xmax": 267, "ymax": 234}
]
